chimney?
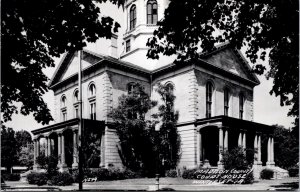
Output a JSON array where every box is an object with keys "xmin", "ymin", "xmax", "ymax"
[{"xmin": 109, "ymin": 34, "xmax": 118, "ymax": 58}]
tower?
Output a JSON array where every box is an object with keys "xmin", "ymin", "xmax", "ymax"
[{"xmin": 120, "ymin": 0, "xmax": 174, "ymax": 70}]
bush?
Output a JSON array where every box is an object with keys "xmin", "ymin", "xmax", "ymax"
[
  {"xmin": 27, "ymin": 172, "xmax": 48, "ymax": 186},
  {"xmin": 2, "ymin": 173, "xmax": 20, "ymax": 181},
  {"xmin": 222, "ymin": 147, "xmax": 250, "ymax": 170},
  {"xmin": 288, "ymin": 167, "xmax": 299, "ymax": 177},
  {"xmin": 260, "ymin": 169, "xmax": 274, "ymax": 179},
  {"xmin": 123, "ymin": 169, "xmax": 140, "ymax": 179},
  {"xmin": 50, "ymin": 172, "xmax": 74, "ymax": 186},
  {"xmin": 182, "ymin": 169, "xmax": 197, "ymax": 179},
  {"xmin": 166, "ymin": 170, "xmax": 177, "ymax": 178},
  {"xmin": 243, "ymin": 171, "xmax": 254, "ymax": 184}
]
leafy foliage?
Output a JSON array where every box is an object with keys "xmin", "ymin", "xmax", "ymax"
[
  {"xmin": 273, "ymin": 124, "xmax": 299, "ymax": 169},
  {"xmin": 2, "ymin": 0, "xmax": 124, "ymax": 124},
  {"xmin": 155, "ymin": 83, "xmax": 181, "ymax": 172},
  {"xmin": 260, "ymin": 169, "xmax": 274, "ymax": 179},
  {"xmin": 50, "ymin": 172, "xmax": 74, "ymax": 186},
  {"xmin": 221, "ymin": 146, "xmax": 252, "ymax": 170},
  {"xmin": 109, "ymin": 83, "xmax": 157, "ymax": 176},
  {"xmin": 27, "ymin": 172, "xmax": 48, "ymax": 186},
  {"xmin": 147, "ymin": 0, "xmax": 299, "ymax": 124},
  {"xmin": 15, "ymin": 130, "xmax": 33, "ymax": 148},
  {"xmin": 1, "ymin": 125, "xmax": 18, "ymax": 173},
  {"xmin": 2, "ymin": 173, "xmax": 21, "ymax": 181},
  {"xmin": 18, "ymin": 144, "xmax": 34, "ymax": 169}
]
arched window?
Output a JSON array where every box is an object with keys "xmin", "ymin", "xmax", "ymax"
[
  {"xmin": 88, "ymin": 83, "xmax": 96, "ymax": 98},
  {"xmin": 206, "ymin": 82, "xmax": 213, "ymax": 118},
  {"xmin": 73, "ymin": 89, "xmax": 79, "ymax": 118},
  {"xmin": 61, "ymin": 95, "xmax": 67, "ymax": 108},
  {"xmin": 88, "ymin": 83, "xmax": 96, "ymax": 120},
  {"xmin": 128, "ymin": 82, "xmax": 136, "ymax": 95},
  {"xmin": 129, "ymin": 5, "xmax": 137, "ymax": 30},
  {"xmin": 61, "ymin": 95, "xmax": 67, "ymax": 121},
  {"xmin": 165, "ymin": 82, "xmax": 174, "ymax": 111},
  {"xmin": 147, "ymin": 0, "xmax": 158, "ymax": 25},
  {"xmin": 224, "ymin": 88, "xmax": 230, "ymax": 116},
  {"xmin": 239, "ymin": 93, "xmax": 245, "ymax": 119}
]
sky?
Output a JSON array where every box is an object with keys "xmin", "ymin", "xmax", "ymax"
[{"xmin": 4, "ymin": 53, "xmax": 295, "ymax": 133}]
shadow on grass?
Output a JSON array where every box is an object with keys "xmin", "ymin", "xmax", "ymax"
[{"xmin": 270, "ymin": 182, "xmax": 299, "ymax": 191}]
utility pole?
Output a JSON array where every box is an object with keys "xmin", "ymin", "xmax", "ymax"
[{"xmin": 78, "ymin": 50, "xmax": 83, "ymax": 190}]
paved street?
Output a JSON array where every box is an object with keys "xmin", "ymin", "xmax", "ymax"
[{"xmin": 3, "ymin": 177, "xmax": 299, "ymax": 191}]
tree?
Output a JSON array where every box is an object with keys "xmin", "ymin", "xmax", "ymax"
[
  {"xmin": 15, "ymin": 130, "xmax": 33, "ymax": 149},
  {"xmin": 2, "ymin": 0, "xmax": 124, "ymax": 124},
  {"xmin": 109, "ymin": 83, "xmax": 157, "ymax": 176},
  {"xmin": 147, "ymin": 0, "xmax": 299, "ymax": 125},
  {"xmin": 155, "ymin": 83, "xmax": 181, "ymax": 172},
  {"xmin": 1, "ymin": 125, "xmax": 19, "ymax": 173},
  {"xmin": 272, "ymin": 124, "xmax": 299, "ymax": 169},
  {"xmin": 19, "ymin": 144, "xmax": 34, "ymax": 169}
]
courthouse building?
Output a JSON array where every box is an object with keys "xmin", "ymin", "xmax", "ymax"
[{"xmin": 32, "ymin": 0, "xmax": 283, "ymax": 178}]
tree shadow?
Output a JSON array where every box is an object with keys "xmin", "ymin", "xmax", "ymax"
[{"xmin": 270, "ymin": 182, "xmax": 299, "ymax": 191}]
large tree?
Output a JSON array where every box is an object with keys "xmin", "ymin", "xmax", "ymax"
[
  {"xmin": 147, "ymin": 0, "xmax": 299, "ymax": 125},
  {"xmin": 109, "ymin": 83, "xmax": 157, "ymax": 175},
  {"xmin": 2, "ymin": 0, "xmax": 123, "ymax": 124},
  {"xmin": 15, "ymin": 130, "xmax": 32, "ymax": 148},
  {"xmin": 1, "ymin": 126, "xmax": 19, "ymax": 173}
]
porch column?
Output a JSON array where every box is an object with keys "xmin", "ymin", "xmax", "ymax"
[
  {"xmin": 224, "ymin": 128, "xmax": 228, "ymax": 151},
  {"xmin": 266, "ymin": 135, "xmax": 275, "ymax": 167},
  {"xmin": 197, "ymin": 130, "xmax": 203, "ymax": 167},
  {"xmin": 253, "ymin": 134, "xmax": 258, "ymax": 163},
  {"xmin": 37, "ymin": 138, "xmax": 40, "ymax": 157},
  {"xmin": 33, "ymin": 139, "xmax": 37, "ymax": 170},
  {"xmin": 47, "ymin": 137, "xmax": 51, "ymax": 156},
  {"xmin": 217, "ymin": 127, "xmax": 224, "ymax": 169},
  {"xmin": 72, "ymin": 130, "xmax": 78, "ymax": 168},
  {"xmin": 61, "ymin": 133, "xmax": 66, "ymax": 165},
  {"xmin": 238, "ymin": 131, "xmax": 243, "ymax": 146},
  {"xmin": 242, "ymin": 130, "xmax": 246, "ymax": 149},
  {"xmin": 58, "ymin": 133, "xmax": 62, "ymax": 164},
  {"xmin": 45, "ymin": 136, "xmax": 48, "ymax": 156},
  {"xmin": 257, "ymin": 133, "xmax": 262, "ymax": 164}
]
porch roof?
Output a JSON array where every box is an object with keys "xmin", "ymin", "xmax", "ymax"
[
  {"xmin": 195, "ymin": 116, "xmax": 275, "ymax": 134},
  {"xmin": 31, "ymin": 118, "xmax": 105, "ymax": 135}
]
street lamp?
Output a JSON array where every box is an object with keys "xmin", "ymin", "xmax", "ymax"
[{"xmin": 155, "ymin": 122, "xmax": 161, "ymax": 191}]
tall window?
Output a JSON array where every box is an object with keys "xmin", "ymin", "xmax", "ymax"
[
  {"xmin": 61, "ymin": 95, "xmax": 67, "ymax": 121},
  {"xmin": 206, "ymin": 82, "xmax": 213, "ymax": 118},
  {"xmin": 224, "ymin": 88, "xmax": 230, "ymax": 116},
  {"xmin": 88, "ymin": 83, "xmax": 96, "ymax": 120},
  {"xmin": 165, "ymin": 82, "xmax": 174, "ymax": 112},
  {"xmin": 147, "ymin": 0, "xmax": 158, "ymax": 24},
  {"xmin": 129, "ymin": 5, "xmax": 136, "ymax": 30},
  {"xmin": 73, "ymin": 89, "xmax": 79, "ymax": 118},
  {"xmin": 239, "ymin": 93, "xmax": 244, "ymax": 119},
  {"xmin": 126, "ymin": 40, "xmax": 131, "ymax": 52},
  {"xmin": 128, "ymin": 82, "xmax": 136, "ymax": 95}
]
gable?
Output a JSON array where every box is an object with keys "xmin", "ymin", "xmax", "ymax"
[
  {"xmin": 49, "ymin": 51, "xmax": 103, "ymax": 87},
  {"xmin": 200, "ymin": 46, "xmax": 259, "ymax": 83}
]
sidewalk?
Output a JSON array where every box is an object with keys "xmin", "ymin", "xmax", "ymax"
[{"xmin": 4, "ymin": 177, "xmax": 299, "ymax": 191}]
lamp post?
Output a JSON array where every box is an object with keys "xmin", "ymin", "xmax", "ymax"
[
  {"xmin": 155, "ymin": 122, "xmax": 161, "ymax": 191},
  {"xmin": 78, "ymin": 50, "xmax": 83, "ymax": 190}
]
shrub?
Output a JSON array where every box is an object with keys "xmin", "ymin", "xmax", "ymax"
[
  {"xmin": 27, "ymin": 172, "xmax": 48, "ymax": 186},
  {"xmin": 2, "ymin": 173, "xmax": 20, "ymax": 181},
  {"xmin": 50, "ymin": 172, "xmax": 74, "ymax": 186},
  {"xmin": 182, "ymin": 169, "xmax": 197, "ymax": 179},
  {"xmin": 288, "ymin": 167, "xmax": 299, "ymax": 177},
  {"xmin": 96, "ymin": 168, "xmax": 110, "ymax": 180},
  {"xmin": 123, "ymin": 169, "xmax": 140, "ymax": 179},
  {"xmin": 222, "ymin": 147, "xmax": 250, "ymax": 170},
  {"xmin": 166, "ymin": 170, "xmax": 177, "ymax": 178},
  {"xmin": 260, "ymin": 169, "xmax": 274, "ymax": 179},
  {"xmin": 243, "ymin": 171, "xmax": 254, "ymax": 184}
]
